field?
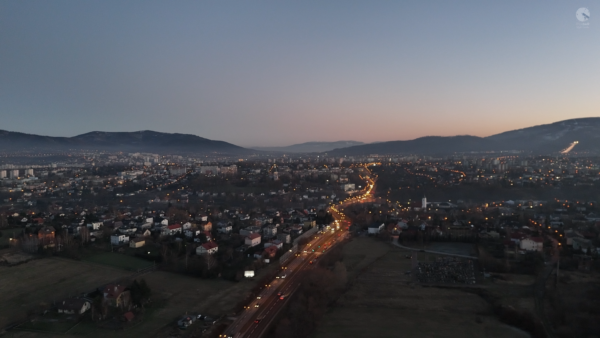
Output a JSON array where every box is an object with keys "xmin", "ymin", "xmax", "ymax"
[
  {"xmin": 82, "ymin": 252, "xmax": 153, "ymax": 271},
  {"xmin": 0, "ymin": 257, "xmax": 131, "ymax": 329},
  {"xmin": 314, "ymin": 237, "xmax": 532, "ymax": 338},
  {"xmin": 2, "ymin": 255, "xmax": 280, "ymax": 338}
]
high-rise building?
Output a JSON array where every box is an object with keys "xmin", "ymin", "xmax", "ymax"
[
  {"xmin": 0, "ymin": 170, "xmax": 6, "ymax": 179},
  {"xmin": 9, "ymin": 170, "xmax": 19, "ymax": 179},
  {"xmin": 26, "ymin": 169, "xmax": 34, "ymax": 176}
]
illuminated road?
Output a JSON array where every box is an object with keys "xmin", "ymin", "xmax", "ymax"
[{"xmin": 221, "ymin": 164, "xmax": 376, "ymax": 338}]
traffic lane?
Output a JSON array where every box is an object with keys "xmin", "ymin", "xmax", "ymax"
[
  {"xmin": 227, "ymin": 252, "xmax": 311, "ymax": 335},
  {"xmin": 237, "ymin": 253, "xmax": 314, "ymax": 336},
  {"xmin": 245, "ymin": 258, "xmax": 313, "ymax": 338},
  {"xmin": 227, "ymin": 229, "xmax": 347, "ymax": 337},
  {"xmin": 245, "ymin": 232, "xmax": 347, "ymax": 338}
]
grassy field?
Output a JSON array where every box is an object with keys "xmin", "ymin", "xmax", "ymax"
[
  {"xmin": 2, "ymin": 256, "xmax": 281, "ymax": 338},
  {"xmin": 0, "ymin": 257, "xmax": 131, "ymax": 329},
  {"xmin": 314, "ymin": 237, "xmax": 531, "ymax": 338},
  {"xmin": 82, "ymin": 252, "xmax": 154, "ymax": 271}
]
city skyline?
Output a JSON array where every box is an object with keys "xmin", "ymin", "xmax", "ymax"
[{"xmin": 1, "ymin": 1, "xmax": 598, "ymax": 147}]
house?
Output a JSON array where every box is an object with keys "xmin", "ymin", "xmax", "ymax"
[
  {"xmin": 199, "ymin": 221, "xmax": 212, "ymax": 232},
  {"xmin": 572, "ymin": 237, "xmax": 592, "ymax": 253},
  {"xmin": 264, "ymin": 240, "xmax": 283, "ymax": 249},
  {"xmin": 240, "ymin": 226, "xmax": 261, "ymax": 237},
  {"xmin": 111, "ymin": 234, "xmax": 130, "ymax": 246},
  {"xmin": 136, "ymin": 229, "xmax": 151, "ymax": 238},
  {"xmin": 519, "ymin": 237, "xmax": 543, "ymax": 252},
  {"xmin": 123, "ymin": 312, "xmax": 135, "ymax": 322},
  {"xmin": 264, "ymin": 245, "xmax": 278, "ymax": 258},
  {"xmin": 217, "ymin": 223, "xmax": 232, "ymax": 234},
  {"xmin": 277, "ymin": 233, "xmax": 291, "ymax": 244},
  {"xmin": 368, "ymin": 223, "xmax": 384, "ymax": 234},
  {"xmin": 196, "ymin": 241, "xmax": 219, "ymax": 255},
  {"xmin": 245, "ymin": 233, "xmax": 261, "ymax": 247},
  {"xmin": 263, "ymin": 226, "xmax": 278, "ymax": 237},
  {"xmin": 184, "ymin": 228, "xmax": 200, "ymax": 238},
  {"xmin": 56, "ymin": 298, "xmax": 91, "ymax": 315},
  {"xmin": 87, "ymin": 222, "xmax": 103, "ymax": 230},
  {"xmin": 102, "ymin": 284, "xmax": 130, "ymax": 308},
  {"xmin": 182, "ymin": 222, "xmax": 192, "ymax": 230},
  {"xmin": 163, "ymin": 224, "xmax": 182, "ymax": 236},
  {"xmin": 130, "ymin": 238, "xmax": 145, "ymax": 248}
]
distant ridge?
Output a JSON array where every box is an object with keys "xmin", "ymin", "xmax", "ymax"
[
  {"xmin": 253, "ymin": 141, "xmax": 364, "ymax": 153},
  {"xmin": 0, "ymin": 130, "xmax": 249, "ymax": 154},
  {"xmin": 326, "ymin": 118, "xmax": 600, "ymax": 155}
]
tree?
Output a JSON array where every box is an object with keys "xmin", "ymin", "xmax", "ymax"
[
  {"xmin": 129, "ymin": 279, "xmax": 152, "ymax": 307},
  {"xmin": 203, "ymin": 254, "xmax": 218, "ymax": 270},
  {"xmin": 80, "ymin": 226, "xmax": 90, "ymax": 244}
]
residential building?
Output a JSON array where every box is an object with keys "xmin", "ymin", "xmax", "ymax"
[
  {"xmin": 130, "ymin": 238, "xmax": 145, "ymax": 248},
  {"xmin": 368, "ymin": 223, "xmax": 384, "ymax": 234},
  {"xmin": 245, "ymin": 233, "xmax": 261, "ymax": 247},
  {"xmin": 56, "ymin": 299, "xmax": 91, "ymax": 315},
  {"xmin": 111, "ymin": 234, "xmax": 130, "ymax": 246},
  {"xmin": 519, "ymin": 237, "xmax": 543, "ymax": 252},
  {"xmin": 102, "ymin": 284, "xmax": 130, "ymax": 308},
  {"xmin": 196, "ymin": 241, "xmax": 219, "ymax": 255}
]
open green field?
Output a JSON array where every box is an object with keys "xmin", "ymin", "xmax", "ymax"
[
  {"xmin": 314, "ymin": 237, "xmax": 531, "ymax": 338},
  {"xmin": 83, "ymin": 252, "xmax": 153, "ymax": 271},
  {"xmin": 3, "ymin": 255, "xmax": 280, "ymax": 338},
  {"xmin": 17, "ymin": 317, "xmax": 79, "ymax": 334},
  {"xmin": 0, "ymin": 257, "xmax": 131, "ymax": 329}
]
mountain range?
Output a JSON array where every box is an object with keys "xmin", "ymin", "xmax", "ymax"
[
  {"xmin": 0, "ymin": 130, "xmax": 247, "ymax": 154},
  {"xmin": 252, "ymin": 141, "xmax": 364, "ymax": 153},
  {"xmin": 1, "ymin": 118, "xmax": 598, "ymax": 155},
  {"xmin": 326, "ymin": 118, "xmax": 600, "ymax": 155}
]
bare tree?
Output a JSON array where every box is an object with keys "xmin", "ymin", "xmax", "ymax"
[
  {"xmin": 203, "ymin": 254, "xmax": 218, "ymax": 270},
  {"xmin": 79, "ymin": 226, "xmax": 90, "ymax": 243}
]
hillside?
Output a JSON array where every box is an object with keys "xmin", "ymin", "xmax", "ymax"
[
  {"xmin": 0, "ymin": 130, "xmax": 248, "ymax": 154},
  {"xmin": 327, "ymin": 118, "xmax": 600, "ymax": 155},
  {"xmin": 253, "ymin": 141, "xmax": 364, "ymax": 153}
]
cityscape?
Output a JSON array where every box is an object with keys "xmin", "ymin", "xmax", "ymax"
[{"xmin": 1, "ymin": 2, "xmax": 599, "ymax": 338}]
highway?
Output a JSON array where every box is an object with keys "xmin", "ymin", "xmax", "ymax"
[{"xmin": 221, "ymin": 164, "xmax": 376, "ymax": 338}]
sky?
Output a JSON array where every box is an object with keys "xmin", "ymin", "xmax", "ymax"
[{"xmin": 1, "ymin": 1, "xmax": 599, "ymax": 147}]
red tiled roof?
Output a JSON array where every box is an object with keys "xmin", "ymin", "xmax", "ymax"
[
  {"xmin": 124, "ymin": 312, "xmax": 135, "ymax": 321},
  {"xmin": 168, "ymin": 224, "xmax": 181, "ymax": 230},
  {"xmin": 247, "ymin": 233, "xmax": 261, "ymax": 240},
  {"xmin": 530, "ymin": 237, "xmax": 544, "ymax": 243},
  {"xmin": 202, "ymin": 241, "xmax": 218, "ymax": 250},
  {"xmin": 103, "ymin": 284, "xmax": 126, "ymax": 299}
]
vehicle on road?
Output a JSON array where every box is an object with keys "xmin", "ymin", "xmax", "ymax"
[
  {"xmin": 256, "ymin": 296, "xmax": 261, "ymax": 299},
  {"xmin": 255, "ymin": 303, "xmax": 260, "ymax": 308}
]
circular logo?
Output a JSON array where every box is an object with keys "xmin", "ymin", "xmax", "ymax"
[{"xmin": 576, "ymin": 7, "xmax": 590, "ymax": 22}]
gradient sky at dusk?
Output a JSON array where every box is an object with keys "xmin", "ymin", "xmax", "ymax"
[{"xmin": 1, "ymin": 1, "xmax": 598, "ymax": 147}]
